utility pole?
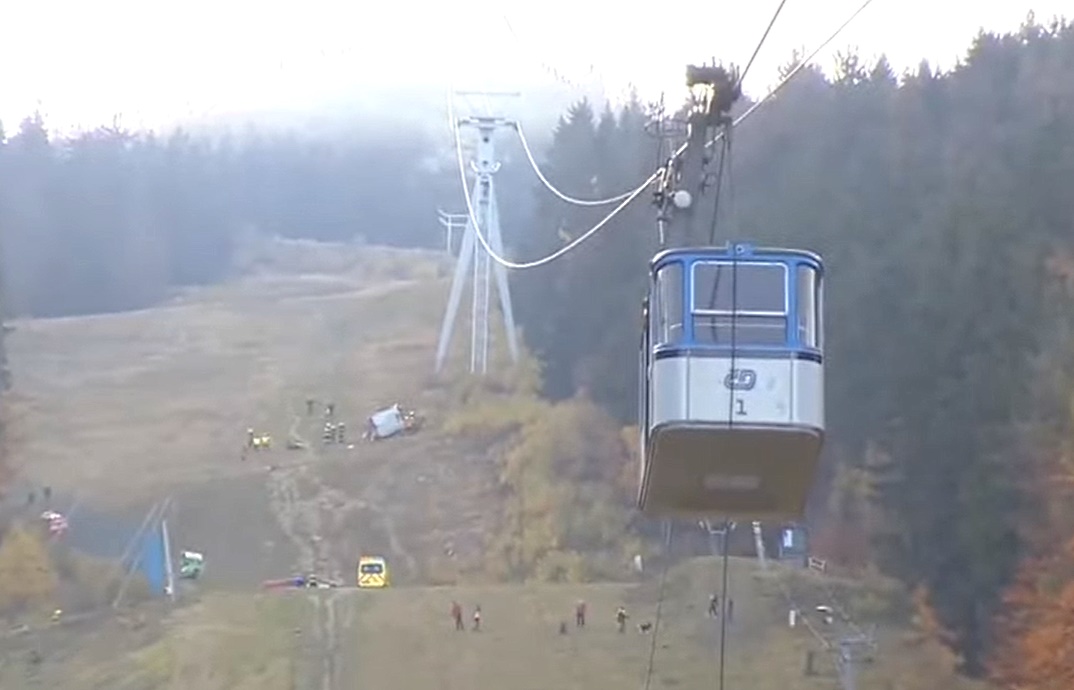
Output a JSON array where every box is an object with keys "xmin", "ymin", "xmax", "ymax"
[
  {"xmin": 161, "ymin": 508, "xmax": 175, "ymax": 602},
  {"xmin": 436, "ymin": 95, "xmax": 521, "ymax": 376},
  {"xmin": 751, "ymin": 520, "xmax": 768, "ymax": 570},
  {"xmin": 437, "ymin": 209, "xmax": 468, "ymax": 255},
  {"xmin": 653, "ymin": 64, "xmax": 741, "ymax": 248}
]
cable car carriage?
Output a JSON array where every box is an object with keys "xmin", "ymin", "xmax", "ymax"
[{"xmin": 638, "ymin": 242, "xmax": 824, "ymax": 520}]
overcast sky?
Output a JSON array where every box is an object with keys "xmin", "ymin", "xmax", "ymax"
[{"xmin": 0, "ymin": 0, "xmax": 1068, "ymax": 134}]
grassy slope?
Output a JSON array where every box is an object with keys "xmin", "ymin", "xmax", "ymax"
[
  {"xmin": 3, "ymin": 244, "xmax": 499, "ymax": 588},
  {"xmin": 352, "ymin": 556, "xmax": 995, "ymax": 690},
  {"xmin": 1, "ymin": 557, "xmax": 995, "ymax": 690},
  {"xmin": 0, "ymin": 593, "xmax": 307, "ymax": 690},
  {"xmin": 0, "ymin": 244, "xmax": 999, "ymax": 689}
]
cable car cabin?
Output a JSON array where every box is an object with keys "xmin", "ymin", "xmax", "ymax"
[{"xmin": 638, "ymin": 243, "xmax": 824, "ymax": 520}]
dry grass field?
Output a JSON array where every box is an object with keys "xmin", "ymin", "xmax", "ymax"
[{"xmin": 0, "ymin": 242, "xmax": 997, "ymax": 689}]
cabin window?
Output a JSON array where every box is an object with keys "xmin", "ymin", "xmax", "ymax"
[
  {"xmin": 691, "ymin": 262, "xmax": 787, "ymax": 345},
  {"xmin": 816, "ymin": 272, "xmax": 824, "ymax": 349},
  {"xmin": 652, "ymin": 262, "xmax": 684, "ymax": 345},
  {"xmin": 692, "ymin": 262, "xmax": 786, "ymax": 313},
  {"xmin": 797, "ymin": 264, "xmax": 818, "ymax": 348}
]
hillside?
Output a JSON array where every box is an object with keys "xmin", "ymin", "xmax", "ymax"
[
  {"xmin": 0, "ymin": 244, "xmax": 999, "ymax": 688},
  {"xmin": 2, "ymin": 243, "xmax": 503, "ymax": 588},
  {"xmin": 351, "ymin": 556, "xmax": 996, "ymax": 690},
  {"xmin": 0, "ymin": 556, "xmax": 996, "ymax": 689}
]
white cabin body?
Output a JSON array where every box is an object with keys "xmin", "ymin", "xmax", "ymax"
[{"xmin": 639, "ymin": 244, "xmax": 826, "ymax": 520}]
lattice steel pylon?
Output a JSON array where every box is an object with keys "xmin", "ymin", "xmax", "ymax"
[{"xmin": 435, "ymin": 113, "xmax": 520, "ymax": 375}]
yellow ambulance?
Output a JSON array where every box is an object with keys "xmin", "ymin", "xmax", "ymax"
[{"xmin": 356, "ymin": 556, "xmax": 388, "ymax": 588}]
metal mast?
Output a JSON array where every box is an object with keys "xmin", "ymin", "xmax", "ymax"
[
  {"xmin": 653, "ymin": 64, "xmax": 741, "ymax": 248},
  {"xmin": 435, "ymin": 107, "xmax": 520, "ymax": 375}
]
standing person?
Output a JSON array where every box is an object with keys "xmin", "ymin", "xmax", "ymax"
[
  {"xmin": 616, "ymin": 606, "xmax": 628, "ymax": 633},
  {"xmin": 575, "ymin": 600, "xmax": 586, "ymax": 628},
  {"xmin": 451, "ymin": 601, "xmax": 464, "ymax": 631},
  {"xmin": 472, "ymin": 605, "xmax": 482, "ymax": 631},
  {"xmin": 709, "ymin": 593, "xmax": 720, "ymax": 617}
]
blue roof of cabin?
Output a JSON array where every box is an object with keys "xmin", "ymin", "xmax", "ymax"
[{"xmin": 651, "ymin": 243, "xmax": 823, "ymax": 271}]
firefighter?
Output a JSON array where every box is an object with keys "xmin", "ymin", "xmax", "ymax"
[{"xmin": 451, "ymin": 601, "xmax": 464, "ymax": 631}]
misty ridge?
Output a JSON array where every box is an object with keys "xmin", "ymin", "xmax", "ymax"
[
  {"xmin": 2, "ymin": 16, "xmax": 1074, "ymax": 683},
  {"xmin": 0, "ymin": 81, "xmax": 610, "ymax": 318}
]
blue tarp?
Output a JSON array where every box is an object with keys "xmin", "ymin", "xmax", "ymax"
[
  {"xmin": 137, "ymin": 523, "xmax": 167, "ymax": 595},
  {"xmin": 64, "ymin": 502, "xmax": 170, "ymax": 596}
]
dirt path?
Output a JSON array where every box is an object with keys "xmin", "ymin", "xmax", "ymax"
[{"xmin": 264, "ymin": 404, "xmax": 404, "ymax": 690}]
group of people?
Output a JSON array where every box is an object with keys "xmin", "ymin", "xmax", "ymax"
[
  {"xmin": 451, "ymin": 601, "xmax": 482, "ymax": 631},
  {"xmin": 449, "ymin": 599, "xmax": 651, "ymax": 634},
  {"xmin": 708, "ymin": 593, "xmax": 734, "ymax": 621}
]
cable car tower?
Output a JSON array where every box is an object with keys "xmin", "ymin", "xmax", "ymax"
[{"xmin": 435, "ymin": 99, "xmax": 521, "ymax": 375}]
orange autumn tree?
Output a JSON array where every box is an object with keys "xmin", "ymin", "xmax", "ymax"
[
  {"xmin": 991, "ymin": 250, "xmax": 1074, "ymax": 689},
  {"xmin": 992, "ymin": 538, "xmax": 1074, "ymax": 690}
]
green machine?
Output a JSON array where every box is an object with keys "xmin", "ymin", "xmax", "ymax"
[{"xmin": 179, "ymin": 550, "xmax": 205, "ymax": 579}]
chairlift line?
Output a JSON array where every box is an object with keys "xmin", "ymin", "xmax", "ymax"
[
  {"xmin": 449, "ymin": 0, "xmax": 881, "ymax": 272},
  {"xmin": 515, "ymin": 122, "xmax": 636, "ymax": 206}
]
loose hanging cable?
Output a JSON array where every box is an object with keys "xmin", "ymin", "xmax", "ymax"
[
  {"xmin": 706, "ymin": 124, "xmax": 730, "ymax": 341},
  {"xmin": 447, "ymin": 85, "xmax": 654, "ymax": 271},
  {"xmin": 642, "ymin": 520, "xmax": 674, "ymax": 690},
  {"xmin": 739, "ymin": 0, "xmax": 790, "ymax": 87},
  {"xmin": 515, "ymin": 123, "xmax": 636, "ymax": 206},
  {"xmin": 701, "ymin": 0, "xmax": 881, "ymax": 157},
  {"xmin": 707, "ymin": 132, "xmax": 730, "ymax": 246},
  {"xmin": 717, "ymin": 518, "xmax": 732, "ymax": 690},
  {"xmin": 447, "ymin": 0, "xmax": 880, "ymax": 270},
  {"xmin": 718, "ymin": 123, "xmax": 739, "ymax": 690}
]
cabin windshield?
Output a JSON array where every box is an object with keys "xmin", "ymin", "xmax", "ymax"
[
  {"xmin": 651, "ymin": 262, "xmax": 684, "ymax": 345},
  {"xmin": 691, "ymin": 262, "xmax": 787, "ymax": 345}
]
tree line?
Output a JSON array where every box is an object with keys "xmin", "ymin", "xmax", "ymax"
[
  {"xmin": 0, "ymin": 116, "xmax": 518, "ymax": 318},
  {"xmin": 511, "ymin": 15, "xmax": 1074, "ymax": 682}
]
